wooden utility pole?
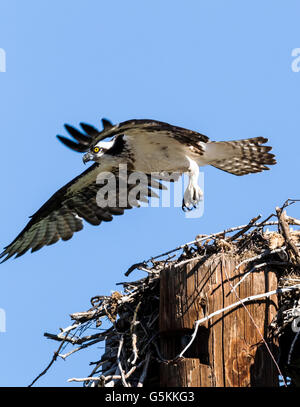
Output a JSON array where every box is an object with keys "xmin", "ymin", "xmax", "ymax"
[{"xmin": 159, "ymin": 253, "xmax": 279, "ymax": 387}]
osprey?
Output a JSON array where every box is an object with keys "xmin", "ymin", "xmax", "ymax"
[{"xmin": 0, "ymin": 118, "xmax": 276, "ymax": 263}]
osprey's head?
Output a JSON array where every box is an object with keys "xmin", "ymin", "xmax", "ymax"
[{"xmin": 82, "ymin": 140, "xmax": 114, "ymax": 164}]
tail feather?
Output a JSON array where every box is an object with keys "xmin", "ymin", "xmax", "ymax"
[{"xmin": 206, "ymin": 137, "xmax": 276, "ymax": 176}]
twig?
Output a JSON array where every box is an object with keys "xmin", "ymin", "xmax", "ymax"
[
  {"xmin": 276, "ymin": 207, "xmax": 300, "ymax": 263},
  {"xmin": 57, "ymin": 323, "xmax": 81, "ymax": 338},
  {"xmin": 68, "ymin": 360, "xmax": 146, "ymax": 384},
  {"xmin": 137, "ymin": 352, "xmax": 151, "ymax": 387},
  {"xmin": 28, "ymin": 334, "xmax": 69, "ymax": 387},
  {"xmin": 173, "ymin": 255, "xmax": 204, "ymax": 268},
  {"xmin": 44, "ymin": 331, "xmax": 108, "ymax": 345},
  {"xmin": 288, "ymin": 330, "xmax": 300, "ymax": 366},
  {"xmin": 286, "ymin": 215, "xmax": 300, "ymax": 226},
  {"xmin": 58, "ymin": 338, "xmax": 104, "ymax": 359},
  {"xmin": 117, "ymin": 335, "xmax": 128, "ymax": 387},
  {"xmin": 130, "ymin": 302, "xmax": 141, "ymax": 365},
  {"xmin": 228, "ymin": 215, "xmax": 262, "ymax": 241},
  {"xmin": 67, "ymin": 376, "xmax": 104, "ymax": 383},
  {"xmin": 125, "ymin": 262, "xmax": 147, "ymax": 277}
]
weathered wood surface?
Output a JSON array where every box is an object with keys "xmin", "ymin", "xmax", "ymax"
[{"xmin": 159, "ymin": 253, "xmax": 279, "ymax": 387}]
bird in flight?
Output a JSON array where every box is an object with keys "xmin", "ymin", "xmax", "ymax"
[{"xmin": 0, "ymin": 118, "xmax": 276, "ymax": 262}]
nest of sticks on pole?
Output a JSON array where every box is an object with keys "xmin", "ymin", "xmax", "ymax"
[{"xmin": 30, "ymin": 200, "xmax": 300, "ymax": 387}]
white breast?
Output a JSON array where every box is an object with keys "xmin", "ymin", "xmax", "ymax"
[{"xmin": 125, "ymin": 134, "xmax": 192, "ymax": 173}]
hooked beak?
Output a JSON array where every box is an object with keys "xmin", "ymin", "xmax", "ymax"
[{"xmin": 82, "ymin": 152, "xmax": 93, "ymax": 164}]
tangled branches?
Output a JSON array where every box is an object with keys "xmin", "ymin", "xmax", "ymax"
[{"xmin": 30, "ymin": 199, "xmax": 300, "ymax": 387}]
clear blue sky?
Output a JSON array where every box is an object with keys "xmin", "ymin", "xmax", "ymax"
[{"xmin": 0, "ymin": 0, "xmax": 299, "ymax": 387}]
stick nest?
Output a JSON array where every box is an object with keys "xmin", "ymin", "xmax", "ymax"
[{"xmin": 31, "ymin": 200, "xmax": 300, "ymax": 387}]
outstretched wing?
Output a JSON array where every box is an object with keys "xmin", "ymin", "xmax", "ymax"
[
  {"xmin": 57, "ymin": 118, "xmax": 209, "ymax": 153},
  {"xmin": 0, "ymin": 163, "xmax": 164, "ymax": 263}
]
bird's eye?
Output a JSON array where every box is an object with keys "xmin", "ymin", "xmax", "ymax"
[{"xmin": 93, "ymin": 146, "xmax": 100, "ymax": 153}]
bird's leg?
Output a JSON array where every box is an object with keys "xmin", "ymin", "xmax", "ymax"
[{"xmin": 182, "ymin": 159, "xmax": 203, "ymax": 212}]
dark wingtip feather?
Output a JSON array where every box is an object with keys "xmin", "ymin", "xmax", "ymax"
[
  {"xmin": 14, "ymin": 248, "xmax": 30, "ymax": 258},
  {"xmin": 0, "ymin": 250, "xmax": 15, "ymax": 263},
  {"xmin": 258, "ymin": 137, "xmax": 269, "ymax": 144},
  {"xmin": 0, "ymin": 253, "xmax": 7, "ymax": 263},
  {"xmin": 101, "ymin": 118, "xmax": 113, "ymax": 130},
  {"xmin": 57, "ymin": 135, "xmax": 88, "ymax": 153},
  {"xmin": 79, "ymin": 122, "xmax": 99, "ymax": 137},
  {"xmin": 64, "ymin": 124, "xmax": 91, "ymax": 145}
]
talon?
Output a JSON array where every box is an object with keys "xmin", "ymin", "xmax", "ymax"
[
  {"xmin": 183, "ymin": 179, "xmax": 203, "ymax": 212},
  {"xmin": 182, "ymin": 201, "xmax": 193, "ymax": 212}
]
